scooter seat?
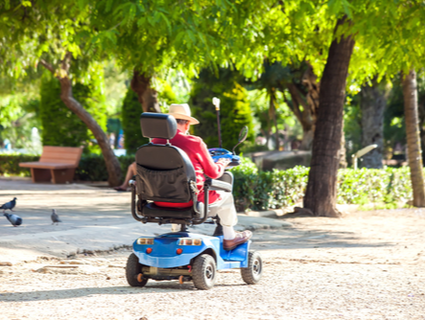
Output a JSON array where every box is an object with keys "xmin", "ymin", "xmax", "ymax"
[{"xmin": 142, "ymin": 202, "xmax": 194, "ymax": 219}]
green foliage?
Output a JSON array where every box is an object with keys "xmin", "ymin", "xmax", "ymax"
[
  {"xmin": 0, "ymin": 153, "xmax": 134, "ymax": 181},
  {"xmin": 121, "ymin": 88, "xmax": 147, "ymax": 154},
  {"xmin": 190, "ymin": 68, "xmax": 254, "ymax": 150},
  {"xmin": 337, "ymin": 167, "xmax": 412, "ymax": 206},
  {"xmin": 0, "ymin": 153, "xmax": 415, "ymax": 208},
  {"xmin": 344, "ymin": 94, "xmax": 362, "ymax": 164},
  {"xmin": 75, "ymin": 154, "xmax": 135, "ymax": 182},
  {"xmin": 0, "ymin": 153, "xmax": 39, "ymax": 176},
  {"xmin": 0, "ymin": 95, "xmax": 41, "ymax": 152},
  {"xmin": 231, "ymin": 161, "xmax": 309, "ymax": 211},
  {"xmin": 39, "ymin": 72, "xmax": 107, "ymax": 153},
  {"xmin": 231, "ymin": 158, "xmax": 413, "ymax": 212}
]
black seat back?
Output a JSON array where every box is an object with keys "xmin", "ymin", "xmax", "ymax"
[{"xmin": 135, "ymin": 113, "xmax": 196, "ymax": 204}]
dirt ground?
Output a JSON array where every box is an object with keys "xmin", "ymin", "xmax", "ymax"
[{"xmin": 1, "ymin": 208, "xmax": 424, "ymax": 320}]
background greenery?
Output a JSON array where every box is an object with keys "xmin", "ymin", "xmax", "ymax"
[
  {"xmin": 40, "ymin": 71, "xmax": 107, "ymax": 154},
  {"xmin": 121, "ymin": 88, "xmax": 148, "ymax": 154},
  {"xmin": 190, "ymin": 68, "xmax": 255, "ymax": 150},
  {"xmin": 0, "ymin": 154, "xmax": 413, "ymax": 211}
]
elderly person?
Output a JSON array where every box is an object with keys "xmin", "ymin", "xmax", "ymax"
[{"xmin": 152, "ymin": 104, "xmax": 252, "ymax": 251}]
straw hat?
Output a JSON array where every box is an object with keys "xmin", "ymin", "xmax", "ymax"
[{"xmin": 167, "ymin": 104, "xmax": 199, "ymax": 125}]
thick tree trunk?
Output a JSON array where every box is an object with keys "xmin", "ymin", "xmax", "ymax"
[
  {"xmin": 303, "ymin": 18, "xmax": 355, "ymax": 217},
  {"xmin": 130, "ymin": 70, "xmax": 161, "ymax": 113},
  {"xmin": 360, "ymin": 79, "xmax": 390, "ymax": 168},
  {"xmin": 40, "ymin": 56, "xmax": 123, "ymax": 187},
  {"xmin": 402, "ymin": 69, "xmax": 425, "ymax": 207}
]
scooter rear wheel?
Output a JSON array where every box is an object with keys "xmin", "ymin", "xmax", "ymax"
[
  {"xmin": 126, "ymin": 253, "xmax": 149, "ymax": 287},
  {"xmin": 192, "ymin": 254, "xmax": 217, "ymax": 290},
  {"xmin": 241, "ymin": 251, "xmax": 263, "ymax": 284}
]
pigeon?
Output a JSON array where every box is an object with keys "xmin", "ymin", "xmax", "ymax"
[
  {"xmin": 51, "ymin": 209, "xmax": 62, "ymax": 225},
  {"xmin": 0, "ymin": 197, "xmax": 17, "ymax": 213},
  {"xmin": 4, "ymin": 213, "xmax": 22, "ymax": 227}
]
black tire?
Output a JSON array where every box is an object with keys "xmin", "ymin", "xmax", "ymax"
[
  {"xmin": 126, "ymin": 253, "xmax": 148, "ymax": 287},
  {"xmin": 241, "ymin": 251, "xmax": 263, "ymax": 284},
  {"xmin": 192, "ymin": 254, "xmax": 217, "ymax": 290}
]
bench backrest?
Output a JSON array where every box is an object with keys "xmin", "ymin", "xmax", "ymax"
[{"xmin": 39, "ymin": 146, "xmax": 83, "ymax": 166}]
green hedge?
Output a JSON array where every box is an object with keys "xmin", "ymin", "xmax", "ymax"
[
  {"xmin": 0, "ymin": 154, "xmax": 414, "ymax": 210},
  {"xmin": 0, "ymin": 153, "xmax": 135, "ymax": 182},
  {"xmin": 230, "ymin": 159, "xmax": 413, "ymax": 211},
  {"xmin": 0, "ymin": 154, "xmax": 40, "ymax": 176}
]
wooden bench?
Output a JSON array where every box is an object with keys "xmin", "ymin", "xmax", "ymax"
[{"xmin": 19, "ymin": 146, "xmax": 83, "ymax": 184}]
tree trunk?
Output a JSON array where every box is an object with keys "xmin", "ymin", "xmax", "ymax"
[
  {"xmin": 285, "ymin": 65, "xmax": 319, "ymax": 151},
  {"xmin": 130, "ymin": 70, "xmax": 161, "ymax": 113},
  {"xmin": 339, "ymin": 121, "xmax": 347, "ymax": 169},
  {"xmin": 418, "ymin": 100, "xmax": 425, "ymax": 164},
  {"xmin": 40, "ymin": 55, "xmax": 123, "ymax": 187},
  {"xmin": 402, "ymin": 69, "xmax": 425, "ymax": 207},
  {"xmin": 360, "ymin": 79, "xmax": 390, "ymax": 168},
  {"xmin": 270, "ymin": 89, "xmax": 280, "ymax": 151},
  {"xmin": 303, "ymin": 18, "xmax": 355, "ymax": 217},
  {"xmin": 301, "ymin": 64, "xmax": 320, "ymax": 150}
]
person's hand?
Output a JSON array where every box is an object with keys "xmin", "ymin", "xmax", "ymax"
[{"xmin": 217, "ymin": 158, "xmax": 231, "ymax": 167}]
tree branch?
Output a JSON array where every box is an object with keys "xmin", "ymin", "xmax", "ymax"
[{"xmin": 39, "ymin": 59, "xmax": 55, "ymax": 74}]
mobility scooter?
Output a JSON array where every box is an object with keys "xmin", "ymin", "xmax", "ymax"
[{"xmin": 126, "ymin": 112, "xmax": 263, "ymax": 290}]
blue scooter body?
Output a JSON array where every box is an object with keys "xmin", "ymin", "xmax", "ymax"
[{"xmin": 134, "ymin": 232, "xmax": 250, "ymax": 269}]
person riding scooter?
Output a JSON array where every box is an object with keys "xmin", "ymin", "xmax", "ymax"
[{"xmin": 152, "ymin": 103, "xmax": 252, "ymax": 251}]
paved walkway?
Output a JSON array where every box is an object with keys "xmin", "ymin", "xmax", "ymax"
[{"xmin": 0, "ymin": 177, "xmax": 291, "ymax": 263}]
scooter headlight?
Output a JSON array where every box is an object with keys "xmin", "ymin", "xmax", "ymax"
[
  {"xmin": 137, "ymin": 238, "xmax": 155, "ymax": 245},
  {"xmin": 178, "ymin": 238, "xmax": 202, "ymax": 246}
]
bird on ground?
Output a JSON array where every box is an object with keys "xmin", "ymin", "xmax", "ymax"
[
  {"xmin": 1, "ymin": 197, "xmax": 17, "ymax": 213},
  {"xmin": 51, "ymin": 209, "xmax": 62, "ymax": 225},
  {"xmin": 4, "ymin": 213, "xmax": 23, "ymax": 227}
]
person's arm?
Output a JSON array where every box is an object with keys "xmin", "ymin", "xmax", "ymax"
[{"xmin": 197, "ymin": 139, "xmax": 227, "ymax": 179}]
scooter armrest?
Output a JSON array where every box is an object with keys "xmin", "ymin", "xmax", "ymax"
[{"xmin": 205, "ymin": 178, "xmax": 232, "ymax": 192}]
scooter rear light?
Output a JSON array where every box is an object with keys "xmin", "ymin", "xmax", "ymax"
[
  {"xmin": 146, "ymin": 248, "xmax": 152, "ymax": 254},
  {"xmin": 176, "ymin": 248, "xmax": 183, "ymax": 255},
  {"xmin": 137, "ymin": 238, "xmax": 155, "ymax": 245},
  {"xmin": 178, "ymin": 238, "xmax": 202, "ymax": 246}
]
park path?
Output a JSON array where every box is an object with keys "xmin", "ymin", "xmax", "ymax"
[{"xmin": 0, "ymin": 177, "xmax": 424, "ymax": 319}]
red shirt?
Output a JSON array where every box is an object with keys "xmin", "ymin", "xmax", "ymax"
[{"xmin": 152, "ymin": 130, "xmax": 225, "ymax": 208}]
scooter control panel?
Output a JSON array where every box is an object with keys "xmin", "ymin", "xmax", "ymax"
[{"xmin": 209, "ymin": 148, "xmax": 241, "ymax": 168}]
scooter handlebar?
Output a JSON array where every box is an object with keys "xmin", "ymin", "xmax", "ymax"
[{"xmin": 209, "ymin": 148, "xmax": 241, "ymax": 168}]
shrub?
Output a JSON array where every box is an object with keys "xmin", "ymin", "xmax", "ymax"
[
  {"xmin": 0, "ymin": 153, "xmax": 39, "ymax": 177},
  {"xmin": 0, "ymin": 153, "xmax": 415, "ymax": 210},
  {"xmin": 190, "ymin": 68, "xmax": 254, "ymax": 151},
  {"xmin": 231, "ymin": 158, "xmax": 413, "ymax": 211},
  {"xmin": 121, "ymin": 88, "xmax": 148, "ymax": 154},
  {"xmin": 75, "ymin": 154, "xmax": 135, "ymax": 182}
]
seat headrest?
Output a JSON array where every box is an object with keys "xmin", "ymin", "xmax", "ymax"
[{"xmin": 140, "ymin": 113, "xmax": 177, "ymax": 140}]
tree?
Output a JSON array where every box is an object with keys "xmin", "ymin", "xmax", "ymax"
[
  {"xmin": 402, "ymin": 70, "xmax": 425, "ymax": 207},
  {"xmin": 303, "ymin": 17, "xmax": 355, "ymax": 217},
  {"xmin": 1, "ymin": 1, "xmax": 123, "ymax": 186},
  {"xmin": 360, "ymin": 79, "xmax": 390, "ymax": 168},
  {"xmin": 90, "ymin": 0, "xmax": 236, "ymax": 112},
  {"xmin": 40, "ymin": 70, "xmax": 107, "ymax": 153},
  {"xmin": 39, "ymin": 55, "xmax": 122, "ymax": 186}
]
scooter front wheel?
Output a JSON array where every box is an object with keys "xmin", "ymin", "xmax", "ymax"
[
  {"xmin": 241, "ymin": 251, "xmax": 263, "ymax": 284},
  {"xmin": 126, "ymin": 253, "xmax": 149, "ymax": 287},
  {"xmin": 192, "ymin": 254, "xmax": 217, "ymax": 290}
]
